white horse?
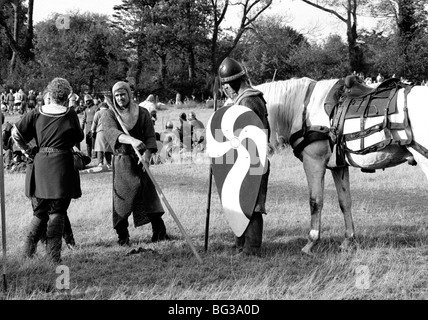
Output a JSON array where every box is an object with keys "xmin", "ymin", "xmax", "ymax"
[{"xmin": 255, "ymin": 77, "xmax": 428, "ymax": 255}]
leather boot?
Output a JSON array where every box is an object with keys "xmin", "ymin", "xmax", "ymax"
[
  {"xmin": 233, "ymin": 235, "xmax": 245, "ymax": 252},
  {"xmin": 117, "ymin": 229, "xmax": 130, "ymax": 246},
  {"xmin": 46, "ymin": 214, "xmax": 65, "ymax": 263},
  {"xmin": 242, "ymin": 212, "xmax": 263, "ymax": 256},
  {"xmin": 46, "ymin": 236, "xmax": 63, "ymax": 264},
  {"xmin": 23, "ymin": 216, "xmax": 46, "ymax": 258},
  {"xmin": 115, "ymin": 218, "xmax": 130, "ymax": 246},
  {"xmin": 150, "ymin": 216, "xmax": 170, "ymax": 242}
]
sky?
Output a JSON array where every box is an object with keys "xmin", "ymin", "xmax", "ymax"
[{"xmin": 32, "ymin": 0, "xmax": 379, "ymax": 42}]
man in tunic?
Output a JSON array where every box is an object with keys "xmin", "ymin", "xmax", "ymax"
[
  {"xmin": 12, "ymin": 78, "xmax": 84, "ymax": 263},
  {"xmin": 81, "ymin": 94, "xmax": 97, "ymax": 158},
  {"xmin": 91, "ymin": 102, "xmax": 113, "ymax": 168},
  {"xmin": 103, "ymin": 81, "xmax": 169, "ymax": 246},
  {"xmin": 218, "ymin": 57, "xmax": 271, "ymax": 256}
]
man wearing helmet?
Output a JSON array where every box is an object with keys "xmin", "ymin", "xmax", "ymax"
[
  {"xmin": 218, "ymin": 57, "xmax": 271, "ymax": 256},
  {"xmin": 159, "ymin": 120, "xmax": 181, "ymax": 162}
]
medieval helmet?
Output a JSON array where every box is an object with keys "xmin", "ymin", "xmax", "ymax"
[
  {"xmin": 166, "ymin": 121, "xmax": 173, "ymax": 129},
  {"xmin": 84, "ymin": 94, "xmax": 93, "ymax": 103},
  {"xmin": 218, "ymin": 57, "xmax": 246, "ymax": 83}
]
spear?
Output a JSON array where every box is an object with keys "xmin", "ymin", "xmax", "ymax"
[
  {"xmin": 0, "ymin": 117, "xmax": 8, "ymax": 291},
  {"xmin": 104, "ymin": 97, "xmax": 202, "ymax": 264},
  {"xmin": 204, "ymin": 76, "xmax": 220, "ymax": 252}
]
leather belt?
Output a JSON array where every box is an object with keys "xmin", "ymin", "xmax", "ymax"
[{"xmin": 39, "ymin": 147, "xmax": 70, "ymax": 153}]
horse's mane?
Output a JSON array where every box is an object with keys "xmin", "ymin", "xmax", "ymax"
[{"xmin": 255, "ymin": 77, "xmax": 316, "ymax": 145}]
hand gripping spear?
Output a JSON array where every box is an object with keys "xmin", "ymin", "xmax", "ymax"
[
  {"xmin": 0, "ymin": 119, "xmax": 8, "ymax": 291},
  {"xmin": 104, "ymin": 97, "xmax": 202, "ymax": 264},
  {"xmin": 204, "ymin": 76, "xmax": 220, "ymax": 252}
]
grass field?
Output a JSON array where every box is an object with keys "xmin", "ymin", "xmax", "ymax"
[{"xmin": 0, "ymin": 105, "xmax": 427, "ymax": 300}]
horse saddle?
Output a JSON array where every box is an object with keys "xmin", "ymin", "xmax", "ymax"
[
  {"xmin": 341, "ymin": 75, "xmax": 401, "ymax": 119},
  {"xmin": 326, "ymin": 75, "xmax": 413, "ymax": 168}
]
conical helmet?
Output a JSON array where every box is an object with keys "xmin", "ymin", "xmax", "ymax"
[{"xmin": 218, "ymin": 57, "xmax": 246, "ymax": 83}]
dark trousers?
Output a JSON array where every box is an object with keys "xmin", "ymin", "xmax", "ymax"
[
  {"xmin": 85, "ymin": 132, "xmax": 93, "ymax": 158},
  {"xmin": 23, "ymin": 197, "xmax": 72, "ymax": 262}
]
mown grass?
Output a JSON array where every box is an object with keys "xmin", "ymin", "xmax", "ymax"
[{"xmin": 0, "ymin": 106, "xmax": 427, "ymax": 300}]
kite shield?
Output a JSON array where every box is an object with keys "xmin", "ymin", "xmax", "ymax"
[{"xmin": 206, "ymin": 104, "xmax": 268, "ymax": 237}]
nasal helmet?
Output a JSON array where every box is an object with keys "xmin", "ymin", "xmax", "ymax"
[{"xmin": 218, "ymin": 57, "xmax": 246, "ymax": 83}]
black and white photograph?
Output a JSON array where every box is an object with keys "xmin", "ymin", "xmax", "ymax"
[{"xmin": 0, "ymin": 0, "xmax": 427, "ymax": 306}]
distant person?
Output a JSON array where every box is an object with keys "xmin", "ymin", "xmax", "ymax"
[
  {"xmin": 81, "ymin": 94, "xmax": 97, "ymax": 158},
  {"xmin": 0, "ymin": 91, "xmax": 6, "ymax": 107},
  {"xmin": 175, "ymin": 92, "xmax": 182, "ymax": 105},
  {"xmin": 159, "ymin": 121, "xmax": 178, "ymax": 144},
  {"xmin": 19, "ymin": 89, "xmax": 28, "ymax": 114},
  {"xmin": 6, "ymin": 89, "xmax": 14, "ymax": 114},
  {"xmin": 178, "ymin": 112, "xmax": 186, "ymax": 138},
  {"xmin": 77, "ymin": 99, "xmax": 85, "ymax": 114},
  {"xmin": 36, "ymin": 92, "xmax": 44, "ymax": 107},
  {"xmin": 139, "ymin": 94, "xmax": 157, "ymax": 112},
  {"xmin": 91, "ymin": 102, "xmax": 113, "ymax": 168},
  {"xmin": 13, "ymin": 89, "xmax": 22, "ymax": 114},
  {"xmin": 188, "ymin": 111, "xmax": 205, "ymax": 150},
  {"xmin": 12, "ymin": 77, "xmax": 84, "ymax": 263},
  {"xmin": 27, "ymin": 90, "xmax": 36, "ymax": 110},
  {"xmin": 68, "ymin": 90, "xmax": 79, "ymax": 110},
  {"xmin": 159, "ymin": 120, "xmax": 180, "ymax": 162}
]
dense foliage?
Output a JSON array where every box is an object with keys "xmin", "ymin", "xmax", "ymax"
[{"xmin": 1, "ymin": 0, "xmax": 428, "ymax": 101}]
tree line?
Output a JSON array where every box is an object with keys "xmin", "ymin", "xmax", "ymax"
[{"xmin": 1, "ymin": 0, "xmax": 428, "ymax": 103}]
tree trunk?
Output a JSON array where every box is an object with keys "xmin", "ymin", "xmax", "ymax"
[
  {"xmin": 346, "ymin": 15, "xmax": 363, "ymax": 72},
  {"xmin": 135, "ymin": 42, "xmax": 144, "ymax": 90},
  {"xmin": 158, "ymin": 53, "xmax": 167, "ymax": 84},
  {"xmin": 9, "ymin": 0, "xmax": 19, "ymax": 75},
  {"xmin": 24, "ymin": 0, "xmax": 34, "ymax": 60}
]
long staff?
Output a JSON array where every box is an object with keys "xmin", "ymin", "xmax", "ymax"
[
  {"xmin": 105, "ymin": 97, "xmax": 202, "ymax": 264},
  {"xmin": 204, "ymin": 76, "xmax": 220, "ymax": 252},
  {"xmin": 0, "ymin": 119, "xmax": 7, "ymax": 291}
]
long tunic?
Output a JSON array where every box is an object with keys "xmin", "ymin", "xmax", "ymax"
[
  {"xmin": 102, "ymin": 106, "xmax": 164, "ymax": 228},
  {"xmin": 91, "ymin": 108, "xmax": 113, "ymax": 153},
  {"xmin": 82, "ymin": 105, "xmax": 97, "ymax": 134},
  {"xmin": 14, "ymin": 106, "xmax": 84, "ymax": 199}
]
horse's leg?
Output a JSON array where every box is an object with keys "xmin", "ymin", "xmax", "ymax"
[
  {"xmin": 300, "ymin": 141, "xmax": 330, "ymax": 255},
  {"xmin": 331, "ymin": 166, "xmax": 355, "ymax": 250}
]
